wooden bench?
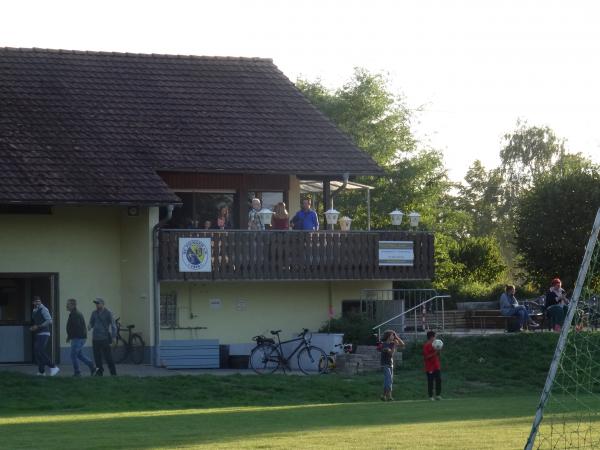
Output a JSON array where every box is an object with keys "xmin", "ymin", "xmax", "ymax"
[
  {"xmin": 466, "ymin": 310, "xmax": 519, "ymax": 330},
  {"xmin": 466, "ymin": 309, "xmax": 544, "ymax": 331}
]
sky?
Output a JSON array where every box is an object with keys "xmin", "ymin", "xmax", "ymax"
[{"xmin": 2, "ymin": 0, "xmax": 599, "ymax": 180}]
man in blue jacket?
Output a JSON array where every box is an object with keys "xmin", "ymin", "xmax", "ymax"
[{"xmin": 291, "ymin": 198, "xmax": 319, "ymax": 231}]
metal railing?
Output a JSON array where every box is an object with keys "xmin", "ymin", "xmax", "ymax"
[{"xmin": 366, "ymin": 290, "xmax": 451, "ymax": 341}]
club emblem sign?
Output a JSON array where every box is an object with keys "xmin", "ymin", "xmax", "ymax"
[{"xmin": 179, "ymin": 238, "xmax": 212, "ymax": 272}]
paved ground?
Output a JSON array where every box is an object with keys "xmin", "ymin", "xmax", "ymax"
[{"xmin": 0, "ymin": 364, "xmax": 254, "ymax": 377}]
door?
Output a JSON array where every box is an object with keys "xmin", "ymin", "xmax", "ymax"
[{"xmin": 0, "ymin": 274, "xmax": 57, "ymax": 363}]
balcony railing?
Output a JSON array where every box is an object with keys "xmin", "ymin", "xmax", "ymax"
[{"xmin": 158, "ymin": 229, "xmax": 434, "ymax": 282}]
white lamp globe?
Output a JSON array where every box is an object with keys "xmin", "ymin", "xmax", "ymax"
[
  {"xmin": 409, "ymin": 211, "xmax": 421, "ymax": 229},
  {"xmin": 339, "ymin": 216, "xmax": 352, "ymax": 231},
  {"xmin": 257, "ymin": 208, "xmax": 274, "ymax": 227},
  {"xmin": 325, "ymin": 209, "xmax": 340, "ymax": 226},
  {"xmin": 389, "ymin": 209, "xmax": 404, "ymax": 226}
]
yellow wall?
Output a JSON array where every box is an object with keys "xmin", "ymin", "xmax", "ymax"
[
  {"xmin": 159, "ymin": 280, "xmax": 391, "ymax": 344},
  {"xmin": 0, "ymin": 206, "xmax": 157, "ymax": 354},
  {"xmin": 119, "ymin": 207, "xmax": 158, "ymax": 345}
]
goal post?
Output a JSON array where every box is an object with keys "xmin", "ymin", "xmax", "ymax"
[{"xmin": 525, "ymin": 208, "xmax": 600, "ymax": 450}]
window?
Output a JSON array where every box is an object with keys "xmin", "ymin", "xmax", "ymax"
[
  {"xmin": 248, "ymin": 191, "xmax": 284, "ymax": 210},
  {"xmin": 0, "ymin": 278, "xmax": 28, "ymax": 323},
  {"xmin": 160, "ymin": 293, "xmax": 177, "ymax": 328},
  {"xmin": 170, "ymin": 192, "xmax": 235, "ymax": 229}
]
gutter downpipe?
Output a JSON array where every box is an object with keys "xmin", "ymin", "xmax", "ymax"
[{"xmin": 152, "ymin": 204, "xmax": 174, "ymax": 367}]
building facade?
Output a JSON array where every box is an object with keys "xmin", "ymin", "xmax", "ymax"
[{"xmin": 0, "ymin": 48, "xmax": 433, "ymax": 366}]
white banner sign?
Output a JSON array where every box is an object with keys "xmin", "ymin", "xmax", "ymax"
[
  {"xmin": 379, "ymin": 241, "xmax": 414, "ymax": 266},
  {"xmin": 179, "ymin": 237, "xmax": 212, "ymax": 272}
]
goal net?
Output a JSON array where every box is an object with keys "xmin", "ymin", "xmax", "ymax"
[{"xmin": 525, "ymin": 208, "xmax": 600, "ymax": 449}]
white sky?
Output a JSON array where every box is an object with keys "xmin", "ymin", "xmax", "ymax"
[{"xmin": 2, "ymin": 0, "xmax": 599, "ymax": 180}]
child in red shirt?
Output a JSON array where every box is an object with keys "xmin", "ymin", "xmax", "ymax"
[{"xmin": 423, "ymin": 330, "xmax": 442, "ymax": 401}]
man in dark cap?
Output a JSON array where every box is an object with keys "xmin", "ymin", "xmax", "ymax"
[{"xmin": 88, "ymin": 298, "xmax": 117, "ymax": 376}]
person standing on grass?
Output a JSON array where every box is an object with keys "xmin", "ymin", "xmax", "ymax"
[
  {"xmin": 30, "ymin": 296, "xmax": 60, "ymax": 376},
  {"xmin": 380, "ymin": 329, "xmax": 405, "ymax": 401},
  {"xmin": 88, "ymin": 298, "xmax": 117, "ymax": 376},
  {"xmin": 423, "ymin": 331, "xmax": 442, "ymax": 401},
  {"xmin": 66, "ymin": 298, "xmax": 96, "ymax": 377}
]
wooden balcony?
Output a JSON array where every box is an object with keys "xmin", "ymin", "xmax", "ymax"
[{"xmin": 158, "ymin": 230, "xmax": 434, "ymax": 282}]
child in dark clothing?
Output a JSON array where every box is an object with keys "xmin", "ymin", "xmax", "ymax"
[
  {"xmin": 423, "ymin": 330, "xmax": 442, "ymax": 400},
  {"xmin": 380, "ymin": 329, "xmax": 405, "ymax": 401}
]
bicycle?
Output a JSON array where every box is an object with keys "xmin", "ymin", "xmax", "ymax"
[
  {"xmin": 112, "ymin": 317, "xmax": 146, "ymax": 364},
  {"xmin": 249, "ymin": 328, "xmax": 328, "ymax": 375}
]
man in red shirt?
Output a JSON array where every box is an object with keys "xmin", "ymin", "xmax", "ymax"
[{"xmin": 423, "ymin": 330, "xmax": 442, "ymax": 401}]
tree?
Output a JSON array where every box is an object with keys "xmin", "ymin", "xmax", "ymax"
[
  {"xmin": 448, "ymin": 236, "xmax": 507, "ymax": 285},
  {"xmin": 297, "ymin": 69, "xmax": 415, "ymax": 166},
  {"xmin": 457, "ymin": 160, "xmax": 503, "ymax": 237},
  {"xmin": 514, "ymin": 167, "xmax": 600, "ymax": 289},
  {"xmin": 297, "ymin": 69, "xmax": 501, "ymax": 290},
  {"xmin": 500, "ymin": 121, "xmax": 565, "ymax": 193}
]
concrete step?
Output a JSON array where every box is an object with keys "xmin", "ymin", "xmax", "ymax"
[{"xmin": 335, "ymin": 350, "xmax": 402, "ymax": 374}]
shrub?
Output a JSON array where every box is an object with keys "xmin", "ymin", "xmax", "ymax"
[
  {"xmin": 318, "ymin": 313, "xmax": 378, "ymax": 346},
  {"xmin": 445, "ymin": 281, "xmax": 543, "ymax": 303}
]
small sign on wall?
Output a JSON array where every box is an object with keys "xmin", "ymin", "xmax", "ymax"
[
  {"xmin": 379, "ymin": 241, "xmax": 414, "ymax": 266},
  {"xmin": 235, "ymin": 299, "xmax": 248, "ymax": 312},
  {"xmin": 179, "ymin": 238, "xmax": 212, "ymax": 272},
  {"xmin": 209, "ymin": 298, "xmax": 222, "ymax": 310}
]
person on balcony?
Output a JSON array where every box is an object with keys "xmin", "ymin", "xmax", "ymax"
[
  {"xmin": 271, "ymin": 202, "xmax": 290, "ymax": 230},
  {"xmin": 291, "ymin": 198, "xmax": 319, "ymax": 231},
  {"xmin": 215, "ymin": 205, "xmax": 233, "ymax": 230},
  {"xmin": 499, "ymin": 284, "xmax": 539, "ymax": 331},
  {"xmin": 545, "ymin": 278, "xmax": 569, "ymax": 332},
  {"xmin": 248, "ymin": 198, "xmax": 264, "ymax": 230}
]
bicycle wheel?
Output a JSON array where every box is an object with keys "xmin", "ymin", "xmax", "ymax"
[
  {"xmin": 112, "ymin": 337, "xmax": 128, "ymax": 364},
  {"xmin": 249, "ymin": 344, "xmax": 280, "ymax": 375},
  {"xmin": 325, "ymin": 355, "xmax": 335, "ymax": 373},
  {"xmin": 130, "ymin": 334, "xmax": 146, "ymax": 364},
  {"xmin": 297, "ymin": 346, "xmax": 328, "ymax": 375}
]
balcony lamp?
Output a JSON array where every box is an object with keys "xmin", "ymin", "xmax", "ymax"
[
  {"xmin": 325, "ymin": 209, "xmax": 340, "ymax": 226},
  {"xmin": 389, "ymin": 209, "xmax": 404, "ymax": 226},
  {"xmin": 409, "ymin": 211, "xmax": 421, "ymax": 229},
  {"xmin": 338, "ymin": 216, "xmax": 352, "ymax": 231},
  {"xmin": 257, "ymin": 208, "xmax": 274, "ymax": 227}
]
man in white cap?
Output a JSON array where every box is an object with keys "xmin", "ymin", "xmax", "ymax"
[
  {"xmin": 30, "ymin": 296, "xmax": 60, "ymax": 376},
  {"xmin": 88, "ymin": 298, "xmax": 117, "ymax": 376}
]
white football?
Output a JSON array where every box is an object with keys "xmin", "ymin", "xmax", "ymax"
[{"xmin": 432, "ymin": 339, "xmax": 444, "ymax": 350}]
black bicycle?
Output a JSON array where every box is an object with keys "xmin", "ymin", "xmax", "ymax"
[
  {"xmin": 112, "ymin": 317, "xmax": 145, "ymax": 364},
  {"xmin": 249, "ymin": 328, "xmax": 328, "ymax": 375}
]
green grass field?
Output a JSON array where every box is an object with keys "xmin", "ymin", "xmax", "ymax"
[{"xmin": 0, "ymin": 333, "xmax": 571, "ymax": 449}]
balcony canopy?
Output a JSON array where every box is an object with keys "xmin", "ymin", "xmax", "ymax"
[{"xmin": 299, "ymin": 180, "xmax": 374, "ymax": 193}]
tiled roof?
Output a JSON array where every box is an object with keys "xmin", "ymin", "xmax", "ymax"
[{"xmin": 0, "ymin": 48, "xmax": 382, "ymax": 205}]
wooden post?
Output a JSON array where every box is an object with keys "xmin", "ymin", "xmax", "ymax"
[{"xmin": 323, "ymin": 177, "xmax": 332, "ymax": 231}]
